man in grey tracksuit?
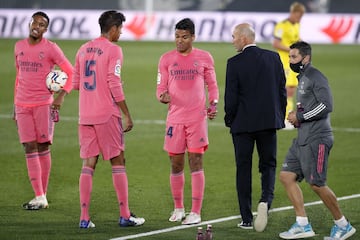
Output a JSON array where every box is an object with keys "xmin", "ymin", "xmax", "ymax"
[{"xmin": 278, "ymin": 41, "xmax": 356, "ymax": 240}]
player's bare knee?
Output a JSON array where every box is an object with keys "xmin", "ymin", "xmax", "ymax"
[
  {"xmin": 171, "ymin": 162, "xmax": 184, "ymax": 173},
  {"xmin": 110, "ymin": 154, "xmax": 125, "ymax": 166},
  {"xmin": 279, "ymin": 171, "xmax": 295, "ymax": 186},
  {"xmin": 23, "ymin": 141, "xmax": 38, "ymax": 153},
  {"xmin": 309, "ymin": 184, "xmax": 323, "ymax": 193},
  {"xmin": 188, "ymin": 157, "xmax": 203, "ymax": 172},
  {"xmin": 38, "ymin": 142, "xmax": 50, "ymax": 152},
  {"xmin": 83, "ymin": 156, "xmax": 98, "ymax": 169}
]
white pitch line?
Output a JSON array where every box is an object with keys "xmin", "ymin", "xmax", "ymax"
[
  {"xmin": 1, "ymin": 114, "xmax": 360, "ymax": 132},
  {"xmin": 110, "ymin": 193, "xmax": 360, "ymax": 240}
]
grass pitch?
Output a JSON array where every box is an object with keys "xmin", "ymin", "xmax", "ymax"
[{"xmin": 0, "ymin": 39, "xmax": 359, "ymax": 240}]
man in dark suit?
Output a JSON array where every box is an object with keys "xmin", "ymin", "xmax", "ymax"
[{"xmin": 224, "ymin": 23, "xmax": 287, "ymax": 232}]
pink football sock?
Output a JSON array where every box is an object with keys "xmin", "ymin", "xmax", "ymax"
[
  {"xmin": 38, "ymin": 149, "xmax": 51, "ymax": 195},
  {"xmin": 79, "ymin": 167, "xmax": 94, "ymax": 221},
  {"xmin": 170, "ymin": 171, "xmax": 185, "ymax": 209},
  {"xmin": 26, "ymin": 152, "xmax": 44, "ymax": 197},
  {"xmin": 112, "ymin": 166, "xmax": 131, "ymax": 219},
  {"xmin": 191, "ymin": 170, "xmax": 205, "ymax": 214}
]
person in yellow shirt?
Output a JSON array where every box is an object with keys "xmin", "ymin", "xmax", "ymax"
[{"xmin": 273, "ymin": 2, "xmax": 305, "ymax": 129}]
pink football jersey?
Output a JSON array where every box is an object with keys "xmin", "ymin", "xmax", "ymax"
[
  {"xmin": 14, "ymin": 38, "xmax": 72, "ymax": 106},
  {"xmin": 156, "ymin": 48, "xmax": 219, "ymax": 123},
  {"xmin": 73, "ymin": 37, "xmax": 125, "ymax": 125}
]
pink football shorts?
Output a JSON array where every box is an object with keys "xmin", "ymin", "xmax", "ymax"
[
  {"xmin": 79, "ymin": 115, "xmax": 124, "ymax": 160},
  {"xmin": 15, "ymin": 104, "xmax": 54, "ymax": 144},
  {"xmin": 164, "ymin": 119, "xmax": 208, "ymax": 154}
]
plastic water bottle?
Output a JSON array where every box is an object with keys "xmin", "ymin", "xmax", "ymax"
[
  {"xmin": 205, "ymin": 224, "xmax": 213, "ymax": 240},
  {"xmin": 196, "ymin": 227, "xmax": 204, "ymax": 240}
]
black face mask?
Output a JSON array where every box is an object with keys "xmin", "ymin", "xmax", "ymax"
[{"xmin": 289, "ymin": 58, "xmax": 305, "ymax": 73}]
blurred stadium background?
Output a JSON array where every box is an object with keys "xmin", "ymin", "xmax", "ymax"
[
  {"xmin": 1, "ymin": 0, "xmax": 360, "ymax": 44},
  {"xmin": 1, "ymin": 0, "xmax": 360, "ymax": 13}
]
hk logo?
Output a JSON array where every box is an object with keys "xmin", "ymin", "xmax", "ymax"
[
  {"xmin": 125, "ymin": 15, "xmax": 155, "ymax": 40},
  {"xmin": 321, "ymin": 17, "xmax": 354, "ymax": 43}
]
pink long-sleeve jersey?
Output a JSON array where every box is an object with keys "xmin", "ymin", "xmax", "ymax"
[
  {"xmin": 14, "ymin": 38, "xmax": 72, "ymax": 106},
  {"xmin": 73, "ymin": 37, "xmax": 125, "ymax": 125},
  {"xmin": 156, "ymin": 48, "xmax": 219, "ymax": 124}
]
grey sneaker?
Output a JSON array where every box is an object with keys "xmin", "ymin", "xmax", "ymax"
[{"xmin": 254, "ymin": 202, "xmax": 268, "ymax": 232}]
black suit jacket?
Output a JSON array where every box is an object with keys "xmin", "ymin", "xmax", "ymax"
[{"xmin": 224, "ymin": 46, "xmax": 287, "ymax": 133}]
